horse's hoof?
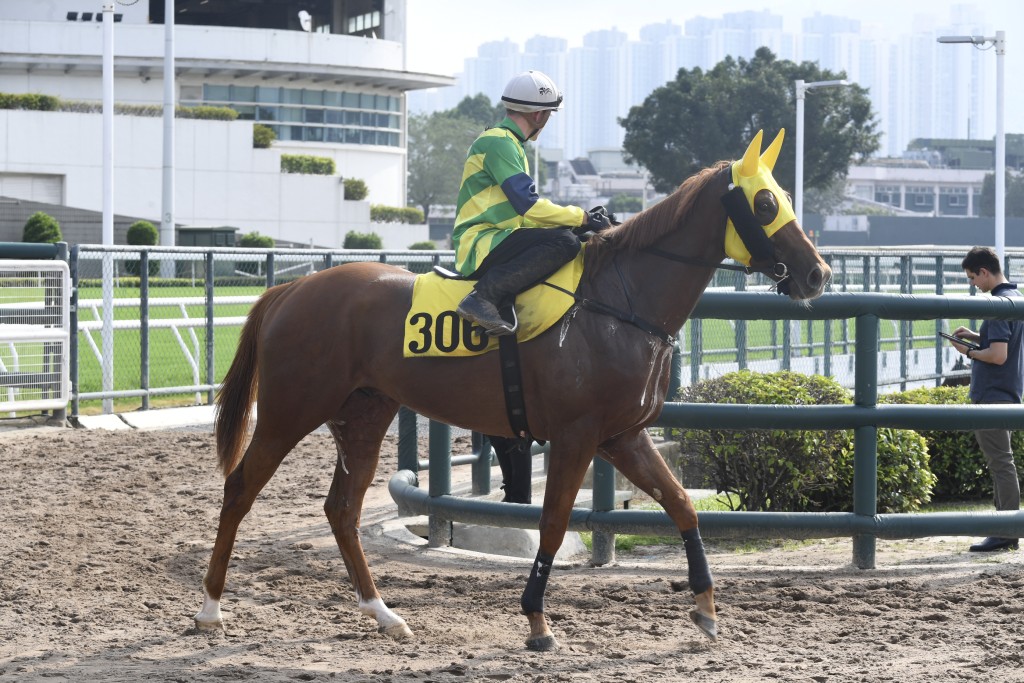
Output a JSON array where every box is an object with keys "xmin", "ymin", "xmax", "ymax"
[
  {"xmin": 689, "ymin": 609, "xmax": 718, "ymax": 642},
  {"xmin": 193, "ymin": 617, "xmax": 224, "ymax": 632},
  {"xmin": 525, "ymin": 634, "xmax": 558, "ymax": 652},
  {"xmin": 379, "ymin": 622, "xmax": 413, "ymax": 640}
]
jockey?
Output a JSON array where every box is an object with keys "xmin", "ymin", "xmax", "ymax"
[{"xmin": 453, "ymin": 70, "xmax": 611, "ymax": 336}]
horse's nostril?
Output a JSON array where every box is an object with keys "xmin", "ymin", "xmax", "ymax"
[{"xmin": 807, "ymin": 265, "xmax": 829, "ymax": 291}]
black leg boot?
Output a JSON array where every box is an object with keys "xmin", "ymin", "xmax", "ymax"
[{"xmin": 490, "ymin": 435, "xmax": 533, "ymax": 504}]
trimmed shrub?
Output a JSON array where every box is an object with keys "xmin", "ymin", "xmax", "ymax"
[
  {"xmin": 371, "ymin": 205, "xmax": 425, "ymax": 224},
  {"xmin": 880, "ymin": 385, "xmax": 1024, "ymax": 501},
  {"xmin": 0, "ymin": 93, "xmax": 59, "ymax": 111},
  {"xmin": 408, "ymin": 241, "xmax": 437, "ymax": 250},
  {"xmin": 253, "ymin": 124, "xmax": 276, "ymax": 148},
  {"xmin": 22, "ymin": 211, "xmax": 62, "ymax": 243},
  {"xmin": 677, "ymin": 370, "xmax": 935, "ymax": 513},
  {"xmin": 343, "ymin": 231, "xmax": 382, "ymax": 249},
  {"xmin": 237, "ymin": 231, "xmax": 274, "ymax": 248},
  {"xmin": 236, "ymin": 232, "xmax": 274, "ymax": 275},
  {"xmin": 281, "ymin": 154, "xmax": 336, "ymax": 175},
  {"xmin": 125, "ymin": 220, "xmax": 159, "ymax": 276},
  {"xmin": 343, "ymin": 178, "xmax": 368, "ymax": 200}
]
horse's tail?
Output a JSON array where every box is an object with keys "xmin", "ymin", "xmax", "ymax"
[{"xmin": 215, "ymin": 283, "xmax": 292, "ymax": 477}]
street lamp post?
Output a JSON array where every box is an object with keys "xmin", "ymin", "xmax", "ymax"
[
  {"xmin": 937, "ymin": 32, "xmax": 1006, "ymax": 263},
  {"xmin": 794, "ymin": 79, "xmax": 848, "ymax": 228}
]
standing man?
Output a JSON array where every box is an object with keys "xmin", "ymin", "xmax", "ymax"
[
  {"xmin": 453, "ymin": 70, "xmax": 609, "ymax": 336},
  {"xmin": 948, "ymin": 246, "xmax": 1023, "ymax": 552}
]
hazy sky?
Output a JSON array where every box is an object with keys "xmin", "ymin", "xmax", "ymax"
[{"xmin": 406, "ymin": 0, "xmax": 1024, "ymax": 127}]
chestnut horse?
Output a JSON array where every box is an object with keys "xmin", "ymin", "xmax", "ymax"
[{"xmin": 194, "ymin": 130, "xmax": 831, "ymax": 650}]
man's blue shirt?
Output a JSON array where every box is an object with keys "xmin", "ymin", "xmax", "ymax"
[{"xmin": 971, "ymin": 282, "xmax": 1024, "ymax": 404}]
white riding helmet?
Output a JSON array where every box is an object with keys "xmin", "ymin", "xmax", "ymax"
[{"xmin": 501, "ymin": 71, "xmax": 563, "ymax": 113}]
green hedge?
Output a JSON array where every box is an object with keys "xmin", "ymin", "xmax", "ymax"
[
  {"xmin": 343, "ymin": 178, "xmax": 368, "ymax": 200},
  {"xmin": 281, "ymin": 154, "xmax": 336, "ymax": 175},
  {"xmin": 343, "ymin": 231, "xmax": 383, "ymax": 249},
  {"xmin": 370, "ymin": 205, "xmax": 425, "ymax": 224},
  {"xmin": 1, "ymin": 92, "xmax": 237, "ymax": 120},
  {"xmin": 677, "ymin": 370, "xmax": 935, "ymax": 513},
  {"xmin": 253, "ymin": 124, "xmax": 276, "ymax": 148},
  {"xmin": 880, "ymin": 385, "xmax": 1024, "ymax": 501}
]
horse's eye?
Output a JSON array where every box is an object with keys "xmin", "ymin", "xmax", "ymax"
[{"xmin": 753, "ymin": 189, "xmax": 779, "ymax": 226}]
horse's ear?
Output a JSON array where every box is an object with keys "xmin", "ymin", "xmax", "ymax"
[
  {"xmin": 739, "ymin": 129, "xmax": 763, "ymax": 177},
  {"xmin": 760, "ymin": 128, "xmax": 785, "ymax": 171}
]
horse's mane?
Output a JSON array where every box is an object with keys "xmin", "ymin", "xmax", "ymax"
[{"xmin": 590, "ymin": 160, "xmax": 731, "ymax": 257}]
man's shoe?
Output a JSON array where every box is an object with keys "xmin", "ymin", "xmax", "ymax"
[
  {"xmin": 456, "ymin": 292, "xmax": 517, "ymax": 336},
  {"xmin": 969, "ymin": 536, "xmax": 1019, "ymax": 552}
]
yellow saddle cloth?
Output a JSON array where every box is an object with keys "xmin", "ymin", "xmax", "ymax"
[{"xmin": 403, "ymin": 250, "xmax": 584, "ymax": 358}]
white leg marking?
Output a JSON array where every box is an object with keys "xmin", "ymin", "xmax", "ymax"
[
  {"xmin": 194, "ymin": 588, "xmax": 224, "ymax": 630},
  {"xmin": 358, "ymin": 596, "xmax": 412, "ymax": 639}
]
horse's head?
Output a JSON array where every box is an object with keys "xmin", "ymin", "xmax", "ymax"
[{"xmin": 723, "ymin": 129, "xmax": 831, "ymax": 301}]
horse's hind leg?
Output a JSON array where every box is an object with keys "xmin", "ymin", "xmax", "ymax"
[
  {"xmin": 598, "ymin": 429, "xmax": 718, "ymax": 641},
  {"xmin": 195, "ymin": 424, "xmax": 308, "ymax": 630},
  {"xmin": 322, "ymin": 390, "xmax": 410, "ymax": 639}
]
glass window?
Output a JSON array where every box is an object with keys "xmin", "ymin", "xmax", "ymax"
[
  {"xmin": 302, "ymin": 89, "xmax": 323, "ymax": 105},
  {"xmin": 324, "ymin": 91, "xmax": 342, "ymax": 107},
  {"xmin": 257, "ymin": 106, "xmax": 279, "ymax": 121},
  {"xmin": 305, "ymin": 108, "xmax": 325, "ymax": 124},
  {"xmin": 280, "ymin": 107, "xmax": 303, "ymax": 122},
  {"xmin": 204, "ymin": 84, "xmax": 230, "ymax": 101},
  {"xmin": 305, "ymin": 127, "xmax": 324, "ymax": 142},
  {"xmin": 283, "ymin": 88, "xmax": 304, "ymax": 104},
  {"xmin": 342, "ymin": 92, "xmax": 360, "ymax": 108},
  {"xmin": 232, "ymin": 105, "xmax": 255, "ymax": 120},
  {"xmin": 360, "ymin": 93, "xmax": 375, "ymax": 109},
  {"xmin": 344, "ymin": 111, "xmax": 361, "ymax": 125},
  {"xmin": 257, "ymin": 86, "xmax": 280, "ymax": 103},
  {"xmin": 326, "ymin": 127, "xmax": 344, "ymax": 143},
  {"xmin": 231, "ymin": 85, "xmax": 256, "ymax": 103},
  {"xmin": 361, "ymin": 112, "xmax": 375, "ymax": 126},
  {"xmin": 325, "ymin": 110, "xmax": 344, "ymax": 125},
  {"xmin": 344, "ymin": 128, "xmax": 360, "ymax": 143}
]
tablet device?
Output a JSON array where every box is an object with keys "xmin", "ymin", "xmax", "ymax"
[{"xmin": 939, "ymin": 332, "xmax": 981, "ymax": 351}]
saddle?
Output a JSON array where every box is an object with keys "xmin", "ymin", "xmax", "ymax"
[{"xmin": 403, "ymin": 255, "xmax": 585, "ymax": 440}]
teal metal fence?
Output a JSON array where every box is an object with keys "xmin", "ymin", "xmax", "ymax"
[{"xmin": 391, "ymin": 290, "xmax": 1024, "ymax": 570}]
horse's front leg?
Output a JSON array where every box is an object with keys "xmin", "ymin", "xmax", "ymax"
[
  {"xmin": 521, "ymin": 438, "xmax": 598, "ymax": 651},
  {"xmin": 599, "ymin": 429, "xmax": 718, "ymax": 641}
]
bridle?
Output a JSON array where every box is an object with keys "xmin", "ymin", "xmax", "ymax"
[{"xmin": 544, "ymin": 169, "xmax": 795, "ymax": 343}]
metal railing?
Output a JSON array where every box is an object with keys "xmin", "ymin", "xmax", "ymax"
[{"xmin": 390, "ymin": 291, "xmax": 1024, "ymax": 570}]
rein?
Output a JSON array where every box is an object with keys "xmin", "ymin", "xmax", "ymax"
[{"xmin": 544, "ymin": 170, "xmax": 792, "ymax": 344}]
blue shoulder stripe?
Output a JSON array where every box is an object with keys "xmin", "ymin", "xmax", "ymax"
[{"xmin": 500, "ymin": 172, "xmax": 538, "ymax": 216}]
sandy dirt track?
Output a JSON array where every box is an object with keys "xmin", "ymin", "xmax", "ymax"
[{"xmin": 2, "ymin": 427, "xmax": 1024, "ymax": 682}]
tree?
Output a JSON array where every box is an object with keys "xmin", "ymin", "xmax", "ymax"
[
  {"xmin": 453, "ymin": 93, "xmax": 504, "ymax": 128},
  {"xmin": 22, "ymin": 211, "xmax": 62, "ymax": 243},
  {"xmin": 406, "ymin": 111, "xmax": 482, "ymax": 219},
  {"xmin": 979, "ymin": 171, "xmax": 1024, "ymax": 218},
  {"xmin": 620, "ymin": 48, "xmax": 880, "ymax": 198}
]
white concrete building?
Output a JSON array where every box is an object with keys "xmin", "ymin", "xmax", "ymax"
[{"xmin": 0, "ymin": 0, "xmax": 452, "ymax": 247}]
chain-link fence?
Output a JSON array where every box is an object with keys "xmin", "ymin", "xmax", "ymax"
[{"xmin": 66, "ymin": 245, "xmax": 1019, "ymax": 416}]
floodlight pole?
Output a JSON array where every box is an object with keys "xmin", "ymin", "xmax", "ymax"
[
  {"xmin": 937, "ymin": 31, "xmax": 1006, "ymax": 263},
  {"xmin": 794, "ymin": 79, "xmax": 848, "ymax": 229},
  {"xmin": 162, "ymin": 0, "xmax": 176, "ymax": 251}
]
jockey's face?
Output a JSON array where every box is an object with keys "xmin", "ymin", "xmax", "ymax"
[{"xmin": 530, "ymin": 110, "xmax": 552, "ymax": 140}]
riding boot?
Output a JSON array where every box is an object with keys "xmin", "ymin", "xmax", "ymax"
[
  {"xmin": 489, "ymin": 434, "xmax": 534, "ymax": 504},
  {"xmin": 457, "ymin": 233, "xmax": 580, "ymax": 336}
]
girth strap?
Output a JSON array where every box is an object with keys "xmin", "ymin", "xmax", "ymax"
[
  {"xmin": 497, "ymin": 303, "xmax": 534, "ymax": 439},
  {"xmin": 542, "ymin": 282, "xmax": 674, "ymax": 345}
]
